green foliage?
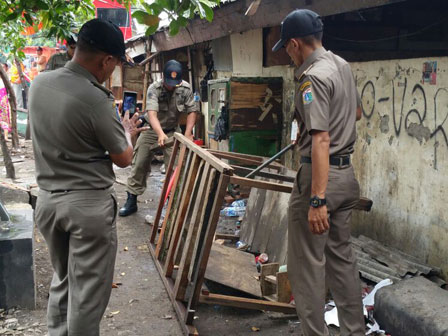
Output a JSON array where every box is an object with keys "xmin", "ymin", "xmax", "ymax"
[
  {"xmin": 135, "ymin": 0, "xmax": 222, "ymax": 37},
  {"xmin": 0, "ymin": 0, "xmax": 136, "ymax": 60}
]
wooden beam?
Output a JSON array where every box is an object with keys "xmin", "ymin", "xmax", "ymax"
[
  {"xmin": 164, "ymin": 154, "xmax": 202, "ymax": 277},
  {"xmin": 174, "ymin": 133, "xmax": 233, "ymax": 174},
  {"xmin": 187, "ymin": 174, "xmax": 231, "ymax": 314},
  {"xmin": 149, "ymin": 243, "xmax": 199, "ymax": 336},
  {"xmin": 150, "ymin": 139, "xmax": 180, "ymax": 243},
  {"xmin": 199, "ymin": 293, "xmax": 297, "ymax": 315},
  {"xmin": 214, "ymin": 233, "xmax": 240, "ymax": 242},
  {"xmin": 231, "ymin": 165, "xmax": 295, "ymax": 183},
  {"xmin": 155, "ymin": 144, "xmax": 187, "ymax": 258},
  {"xmin": 229, "ymin": 176, "xmax": 292, "ymax": 194},
  {"xmin": 174, "ymin": 164, "xmax": 212, "ymax": 301},
  {"xmin": 152, "ymin": 0, "xmax": 406, "ymax": 51}
]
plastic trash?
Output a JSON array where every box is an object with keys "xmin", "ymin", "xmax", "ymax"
[
  {"xmin": 231, "ymin": 199, "xmax": 247, "ymax": 207},
  {"xmin": 220, "ymin": 206, "xmax": 246, "ymax": 217},
  {"xmin": 236, "ymin": 240, "xmax": 248, "ymax": 250},
  {"xmin": 279, "ymin": 264, "xmax": 287, "ymax": 273}
]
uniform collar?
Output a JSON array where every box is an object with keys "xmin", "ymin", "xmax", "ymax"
[
  {"xmin": 295, "ymin": 47, "xmax": 327, "ymax": 80},
  {"xmin": 65, "ymin": 61, "xmax": 99, "ymax": 84}
]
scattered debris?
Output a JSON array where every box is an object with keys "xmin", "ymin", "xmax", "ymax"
[
  {"xmin": 251, "ymin": 326, "xmax": 260, "ymax": 332},
  {"xmin": 161, "ymin": 315, "xmax": 172, "ymax": 320},
  {"xmin": 123, "ymin": 246, "xmax": 128, "ymax": 251},
  {"xmin": 145, "ymin": 215, "xmax": 154, "ymax": 224},
  {"xmin": 137, "ymin": 244, "xmax": 149, "ymax": 252}
]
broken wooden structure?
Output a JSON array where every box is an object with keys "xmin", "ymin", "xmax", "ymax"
[{"xmin": 149, "ymin": 133, "xmax": 297, "ymax": 336}]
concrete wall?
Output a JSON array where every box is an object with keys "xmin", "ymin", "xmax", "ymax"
[
  {"xmin": 351, "ymin": 57, "xmax": 448, "ymax": 277},
  {"xmin": 202, "ymin": 28, "xmax": 448, "ymax": 277}
]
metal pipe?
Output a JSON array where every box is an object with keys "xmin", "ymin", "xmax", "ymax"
[{"xmin": 245, "ymin": 143, "xmax": 295, "ymax": 179}]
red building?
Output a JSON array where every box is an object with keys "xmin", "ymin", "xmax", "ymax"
[{"xmin": 93, "ymin": 0, "xmax": 133, "ymax": 40}]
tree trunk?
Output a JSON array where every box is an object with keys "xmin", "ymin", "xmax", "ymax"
[
  {"xmin": 0, "ymin": 128, "xmax": 15, "ymax": 179},
  {"xmin": 0, "ymin": 66, "xmax": 19, "ymax": 148},
  {"xmin": 14, "ymin": 58, "xmax": 30, "ymax": 140}
]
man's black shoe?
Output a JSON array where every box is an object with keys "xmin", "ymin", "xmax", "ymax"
[{"xmin": 119, "ymin": 192, "xmax": 138, "ymax": 216}]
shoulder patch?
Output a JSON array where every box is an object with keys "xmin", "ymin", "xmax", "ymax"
[
  {"xmin": 91, "ymin": 81, "xmax": 112, "ymax": 97},
  {"xmin": 300, "ymin": 81, "xmax": 311, "ymax": 92},
  {"xmin": 302, "ymin": 87, "xmax": 313, "ymax": 105}
]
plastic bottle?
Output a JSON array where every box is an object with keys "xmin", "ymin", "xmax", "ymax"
[
  {"xmin": 220, "ymin": 206, "xmax": 246, "ymax": 217},
  {"xmin": 231, "ymin": 199, "xmax": 247, "ymax": 207}
]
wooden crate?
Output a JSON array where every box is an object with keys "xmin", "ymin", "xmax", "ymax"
[{"xmin": 149, "ymin": 133, "xmax": 296, "ymax": 335}]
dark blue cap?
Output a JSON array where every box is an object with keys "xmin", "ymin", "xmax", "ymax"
[
  {"xmin": 78, "ymin": 19, "xmax": 128, "ymax": 63},
  {"xmin": 272, "ymin": 9, "xmax": 323, "ymax": 52},
  {"xmin": 163, "ymin": 60, "xmax": 183, "ymax": 87}
]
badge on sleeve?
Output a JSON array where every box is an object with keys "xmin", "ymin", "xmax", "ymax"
[{"xmin": 302, "ymin": 87, "xmax": 313, "ymax": 105}]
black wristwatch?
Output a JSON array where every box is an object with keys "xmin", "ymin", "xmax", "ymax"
[{"xmin": 310, "ymin": 195, "xmax": 326, "ymax": 208}]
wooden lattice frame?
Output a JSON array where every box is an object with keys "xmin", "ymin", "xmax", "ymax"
[{"xmin": 149, "ymin": 133, "xmax": 297, "ymax": 336}]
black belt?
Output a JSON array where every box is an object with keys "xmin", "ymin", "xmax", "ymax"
[
  {"xmin": 162, "ymin": 128, "xmax": 175, "ymax": 133},
  {"xmin": 47, "ymin": 186, "xmax": 112, "ymax": 194},
  {"xmin": 300, "ymin": 156, "xmax": 351, "ymax": 167}
]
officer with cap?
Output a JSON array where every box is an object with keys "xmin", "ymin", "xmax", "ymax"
[
  {"xmin": 36, "ymin": 46, "xmax": 47, "ymax": 72},
  {"xmin": 29, "ymin": 19, "xmax": 148, "ymax": 335},
  {"xmin": 45, "ymin": 34, "xmax": 77, "ymax": 71},
  {"xmin": 119, "ymin": 59, "xmax": 198, "ymax": 217},
  {"xmin": 273, "ymin": 9, "xmax": 364, "ymax": 336}
]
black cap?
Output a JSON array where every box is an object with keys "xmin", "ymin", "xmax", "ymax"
[
  {"xmin": 272, "ymin": 9, "xmax": 323, "ymax": 52},
  {"xmin": 78, "ymin": 19, "xmax": 128, "ymax": 63},
  {"xmin": 37, "ymin": 46, "xmax": 43, "ymax": 51},
  {"xmin": 163, "ymin": 60, "xmax": 183, "ymax": 87}
]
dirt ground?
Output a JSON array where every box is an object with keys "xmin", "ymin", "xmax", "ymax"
[{"xmin": 0, "ymin": 139, "xmax": 314, "ymax": 336}]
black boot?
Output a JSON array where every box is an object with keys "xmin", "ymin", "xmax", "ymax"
[{"xmin": 119, "ymin": 192, "xmax": 138, "ymax": 217}]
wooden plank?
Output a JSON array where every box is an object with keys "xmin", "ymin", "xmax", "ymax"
[
  {"xmin": 214, "ymin": 233, "xmax": 240, "ymax": 242},
  {"xmin": 149, "ymin": 243, "xmax": 199, "ymax": 336},
  {"xmin": 187, "ymin": 173, "xmax": 231, "ymax": 315},
  {"xmin": 231, "ymin": 164, "xmax": 295, "ymax": 183},
  {"xmin": 150, "ymin": 138, "xmax": 180, "ymax": 243},
  {"xmin": 155, "ymin": 144, "xmax": 187, "ymax": 258},
  {"xmin": 260, "ymin": 263, "xmax": 279, "ymax": 297},
  {"xmin": 205, "ymin": 243, "xmax": 262, "ymax": 298},
  {"xmin": 229, "ymin": 176, "xmax": 293, "ymax": 193},
  {"xmin": 276, "ymin": 272, "xmax": 292, "ymax": 303},
  {"xmin": 164, "ymin": 154, "xmax": 201, "ymax": 277},
  {"xmin": 174, "ymin": 133, "xmax": 233, "ymax": 174},
  {"xmin": 174, "ymin": 163, "xmax": 212, "ymax": 301},
  {"xmin": 161, "ymin": 149, "xmax": 191, "ymax": 261},
  {"xmin": 265, "ymin": 275, "xmax": 277, "ymax": 284},
  {"xmin": 208, "ymin": 149, "xmax": 266, "ymax": 162},
  {"xmin": 199, "ymin": 293, "xmax": 297, "ymax": 315}
]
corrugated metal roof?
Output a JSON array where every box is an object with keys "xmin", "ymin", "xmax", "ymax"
[{"xmin": 351, "ymin": 235, "xmax": 444, "ymax": 285}]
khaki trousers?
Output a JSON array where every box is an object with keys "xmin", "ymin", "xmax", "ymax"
[
  {"xmin": 126, "ymin": 129, "xmax": 174, "ymax": 196},
  {"xmin": 35, "ymin": 188, "xmax": 118, "ymax": 336},
  {"xmin": 288, "ymin": 163, "xmax": 364, "ymax": 336}
]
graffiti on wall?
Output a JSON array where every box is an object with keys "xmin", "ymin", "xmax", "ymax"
[{"xmin": 357, "ymin": 64, "xmax": 448, "ymax": 170}]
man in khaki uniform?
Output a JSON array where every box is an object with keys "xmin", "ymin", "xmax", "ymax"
[
  {"xmin": 45, "ymin": 35, "xmax": 76, "ymax": 71},
  {"xmin": 273, "ymin": 9, "xmax": 364, "ymax": 336},
  {"xmin": 29, "ymin": 19, "xmax": 147, "ymax": 335},
  {"xmin": 119, "ymin": 60, "xmax": 198, "ymax": 216}
]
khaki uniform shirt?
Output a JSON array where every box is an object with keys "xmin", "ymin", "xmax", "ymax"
[
  {"xmin": 146, "ymin": 79, "xmax": 198, "ymax": 130},
  {"xmin": 29, "ymin": 61, "xmax": 128, "ymax": 191},
  {"xmin": 45, "ymin": 52, "xmax": 70, "ymax": 71},
  {"xmin": 294, "ymin": 47, "xmax": 359, "ymax": 157}
]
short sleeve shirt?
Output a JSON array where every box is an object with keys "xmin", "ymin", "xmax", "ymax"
[
  {"xmin": 45, "ymin": 52, "xmax": 70, "ymax": 71},
  {"xmin": 146, "ymin": 79, "xmax": 198, "ymax": 130},
  {"xmin": 294, "ymin": 47, "xmax": 358, "ymax": 157},
  {"xmin": 29, "ymin": 61, "xmax": 129, "ymax": 191}
]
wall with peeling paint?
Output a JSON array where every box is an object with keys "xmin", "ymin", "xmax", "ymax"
[{"xmin": 351, "ymin": 58, "xmax": 448, "ymax": 277}]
